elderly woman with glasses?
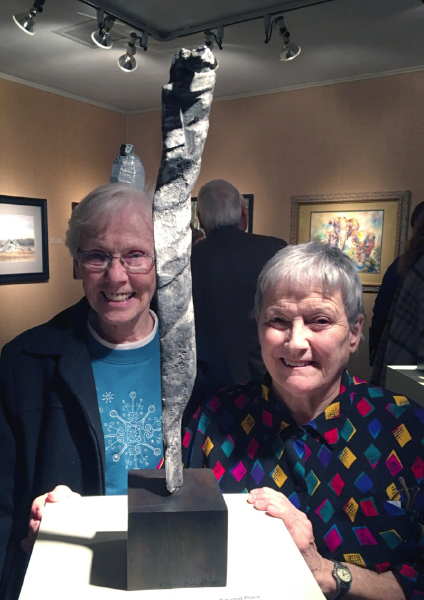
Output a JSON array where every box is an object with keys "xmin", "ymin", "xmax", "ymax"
[
  {"xmin": 0, "ymin": 183, "xmax": 163, "ymax": 598},
  {"xmin": 184, "ymin": 242, "xmax": 424, "ymax": 600}
]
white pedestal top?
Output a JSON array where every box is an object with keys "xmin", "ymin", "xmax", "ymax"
[
  {"xmin": 386, "ymin": 365, "xmax": 424, "ymax": 407},
  {"xmin": 19, "ymin": 494, "xmax": 324, "ymax": 600}
]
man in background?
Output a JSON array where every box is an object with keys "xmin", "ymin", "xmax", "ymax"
[{"xmin": 191, "ymin": 179, "xmax": 287, "ymax": 384}]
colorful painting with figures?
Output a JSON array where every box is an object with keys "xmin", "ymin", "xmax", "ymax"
[{"xmin": 310, "ymin": 210, "xmax": 384, "ymax": 273}]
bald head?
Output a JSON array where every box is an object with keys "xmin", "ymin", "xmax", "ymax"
[{"xmin": 197, "ymin": 179, "xmax": 245, "ymax": 234}]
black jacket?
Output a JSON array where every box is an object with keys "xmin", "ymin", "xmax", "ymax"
[
  {"xmin": 191, "ymin": 226, "xmax": 287, "ymax": 383},
  {"xmin": 0, "ymin": 296, "xmax": 231, "ymax": 598},
  {"xmin": 0, "ymin": 297, "xmax": 105, "ymax": 599}
]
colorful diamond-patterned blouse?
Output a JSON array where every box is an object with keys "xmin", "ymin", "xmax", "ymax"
[{"xmin": 183, "ymin": 371, "xmax": 424, "ymax": 598}]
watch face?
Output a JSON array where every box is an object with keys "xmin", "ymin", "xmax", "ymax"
[{"xmin": 337, "ymin": 565, "xmax": 352, "ymax": 584}]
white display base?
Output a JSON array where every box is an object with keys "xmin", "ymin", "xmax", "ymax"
[
  {"xmin": 19, "ymin": 494, "xmax": 324, "ymax": 600},
  {"xmin": 386, "ymin": 365, "xmax": 424, "ymax": 407}
]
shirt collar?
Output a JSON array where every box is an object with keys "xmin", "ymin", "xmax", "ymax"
[{"xmin": 261, "ymin": 370, "xmax": 353, "ymax": 446}]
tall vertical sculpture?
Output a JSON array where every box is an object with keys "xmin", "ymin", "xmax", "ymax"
[{"xmin": 153, "ymin": 47, "xmax": 217, "ymax": 493}]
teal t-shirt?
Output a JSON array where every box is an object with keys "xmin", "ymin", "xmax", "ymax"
[{"xmin": 86, "ymin": 311, "xmax": 163, "ymax": 495}]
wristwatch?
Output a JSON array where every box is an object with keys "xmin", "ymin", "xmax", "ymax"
[{"xmin": 331, "ymin": 560, "xmax": 352, "ymax": 598}]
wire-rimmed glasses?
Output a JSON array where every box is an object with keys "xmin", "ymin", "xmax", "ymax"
[{"xmin": 77, "ymin": 249, "xmax": 154, "ymax": 274}]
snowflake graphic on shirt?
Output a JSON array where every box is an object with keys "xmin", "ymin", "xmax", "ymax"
[
  {"xmin": 104, "ymin": 391, "xmax": 162, "ymax": 469},
  {"xmin": 102, "ymin": 391, "xmax": 114, "ymax": 403}
]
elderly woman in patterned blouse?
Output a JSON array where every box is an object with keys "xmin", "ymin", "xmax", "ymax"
[{"xmin": 183, "ymin": 241, "xmax": 424, "ymax": 600}]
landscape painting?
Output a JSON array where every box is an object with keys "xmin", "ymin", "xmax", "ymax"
[
  {"xmin": 0, "ymin": 214, "xmax": 36, "ymax": 263},
  {"xmin": 0, "ymin": 196, "xmax": 49, "ymax": 284}
]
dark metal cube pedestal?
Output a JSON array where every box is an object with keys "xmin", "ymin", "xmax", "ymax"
[{"xmin": 127, "ymin": 469, "xmax": 228, "ymax": 590}]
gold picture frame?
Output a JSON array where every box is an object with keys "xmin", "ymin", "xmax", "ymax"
[{"xmin": 290, "ymin": 191, "xmax": 411, "ymax": 292}]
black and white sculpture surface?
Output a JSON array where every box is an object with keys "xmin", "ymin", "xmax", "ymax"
[{"xmin": 153, "ymin": 46, "xmax": 217, "ymax": 493}]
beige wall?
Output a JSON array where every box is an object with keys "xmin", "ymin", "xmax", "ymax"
[
  {"xmin": 0, "ymin": 78, "xmax": 126, "ymax": 350},
  {"xmin": 1, "ymin": 71, "xmax": 423, "ymax": 381},
  {"xmin": 131, "ymin": 70, "xmax": 424, "ymax": 381}
]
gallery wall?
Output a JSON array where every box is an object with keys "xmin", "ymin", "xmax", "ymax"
[
  {"xmin": 129, "ymin": 70, "xmax": 424, "ymax": 380},
  {"xmin": 0, "ymin": 78, "xmax": 126, "ymax": 351},
  {"xmin": 1, "ymin": 70, "xmax": 423, "ymax": 381}
]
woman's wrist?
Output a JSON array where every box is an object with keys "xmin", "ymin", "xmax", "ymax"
[{"xmin": 314, "ymin": 558, "xmax": 339, "ymax": 598}]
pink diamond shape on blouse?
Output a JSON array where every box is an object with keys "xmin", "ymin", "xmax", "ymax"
[
  {"xmin": 231, "ymin": 461, "xmax": 247, "ymax": 482},
  {"xmin": 213, "ymin": 461, "xmax": 225, "ymax": 482}
]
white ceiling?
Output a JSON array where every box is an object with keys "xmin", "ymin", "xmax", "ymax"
[{"xmin": 1, "ymin": 0, "xmax": 423, "ymax": 113}]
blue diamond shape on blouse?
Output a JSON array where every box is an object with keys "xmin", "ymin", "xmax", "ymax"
[
  {"xmin": 416, "ymin": 407, "xmax": 424, "ymax": 423},
  {"xmin": 318, "ymin": 445, "xmax": 332, "ymax": 468},
  {"xmin": 288, "ymin": 491, "xmax": 301, "ymax": 509},
  {"xmin": 354, "ymin": 472, "xmax": 373, "ymax": 492},
  {"xmin": 293, "ymin": 438, "xmax": 305, "ymax": 458},
  {"xmin": 251, "ymin": 460, "xmax": 265, "ymax": 486},
  {"xmin": 367, "ymin": 418, "xmax": 382, "ymax": 439}
]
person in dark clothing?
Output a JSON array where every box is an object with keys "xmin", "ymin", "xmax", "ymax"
[
  {"xmin": 184, "ymin": 241, "xmax": 424, "ymax": 600},
  {"xmin": 369, "ymin": 257, "xmax": 401, "ymax": 366},
  {"xmin": 0, "ymin": 184, "xmax": 162, "ymax": 599},
  {"xmin": 372, "ymin": 201, "xmax": 424, "ymax": 385},
  {"xmin": 0, "ymin": 181, "xmax": 234, "ymax": 600},
  {"xmin": 191, "ymin": 179, "xmax": 287, "ymax": 384},
  {"xmin": 369, "ymin": 201, "xmax": 424, "ymax": 367}
]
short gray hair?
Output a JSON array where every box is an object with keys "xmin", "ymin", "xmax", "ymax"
[
  {"xmin": 66, "ymin": 183, "xmax": 153, "ymax": 257},
  {"xmin": 255, "ymin": 241, "xmax": 364, "ymax": 329},
  {"xmin": 197, "ymin": 179, "xmax": 242, "ymax": 230}
]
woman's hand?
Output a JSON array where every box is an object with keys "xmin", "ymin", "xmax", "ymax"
[
  {"xmin": 247, "ymin": 487, "xmax": 336, "ymax": 595},
  {"xmin": 21, "ymin": 485, "xmax": 81, "ymax": 555},
  {"xmin": 247, "ymin": 487, "xmax": 406, "ymax": 600}
]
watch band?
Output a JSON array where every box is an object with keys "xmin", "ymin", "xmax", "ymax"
[{"xmin": 331, "ymin": 560, "xmax": 352, "ymax": 599}]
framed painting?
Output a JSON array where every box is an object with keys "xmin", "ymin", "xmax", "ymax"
[
  {"xmin": 290, "ymin": 191, "xmax": 411, "ymax": 292},
  {"xmin": 0, "ymin": 195, "xmax": 49, "ymax": 284},
  {"xmin": 191, "ymin": 193, "xmax": 254, "ymax": 233}
]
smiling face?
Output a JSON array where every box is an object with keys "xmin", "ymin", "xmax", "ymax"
[
  {"xmin": 74, "ymin": 206, "xmax": 156, "ymax": 344},
  {"xmin": 257, "ymin": 282, "xmax": 363, "ymax": 422}
]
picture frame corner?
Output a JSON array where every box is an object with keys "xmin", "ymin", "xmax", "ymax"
[{"xmin": 0, "ymin": 195, "xmax": 49, "ymax": 285}]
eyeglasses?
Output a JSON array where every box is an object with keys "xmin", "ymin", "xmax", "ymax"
[{"xmin": 77, "ymin": 249, "xmax": 155, "ymax": 273}]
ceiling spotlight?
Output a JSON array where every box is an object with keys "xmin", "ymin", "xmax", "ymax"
[
  {"xmin": 264, "ymin": 14, "xmax": 301, "ymax": 61},
  {"xmin": 204, "ymin": 27, "xmax": 224, "ymax": 51},
  {"xmin": 279, "ymin": 39, "xmax": 301, "ymax": 61},
  {"xmin": 91, "ymin": 9, "xmax": 115, "ymax": 49},
  {"xmin": 118, "ymin": 33, "xmax": 138, "ymax": 72},
  {"xmin": 139, "ymin": 30, "xmax": 148, "ymax": 52},
  {"xmin": 13, "ymin": 0, "xmax": 45, "ymax": 35},
  {"xmin": 277, "ymin": 16, "xmax": 301, "ymax": 61},
  {"xmin": 216, "ymin": 26, "xmax": 224, "ymax": 50},
  {"xmin": 204, "ymin": 29, "xmax": 214, "ymax": 50}
]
